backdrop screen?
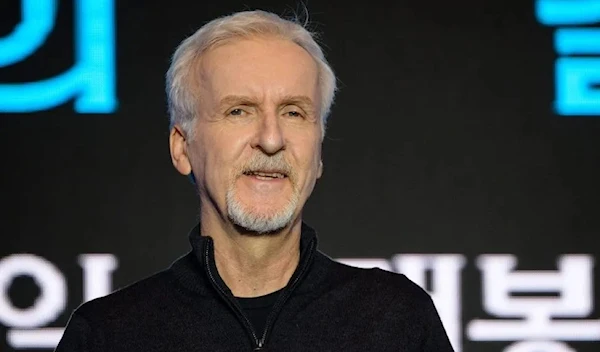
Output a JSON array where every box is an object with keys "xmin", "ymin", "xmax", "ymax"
[{"xmin": 1, "ymin": 1, "xmax": 599, "ymax": 351}]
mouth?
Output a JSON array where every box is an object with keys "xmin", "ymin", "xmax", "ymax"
[{"xmin": 243, "ymin": 170, "xmax": 288, "ymax": 180}]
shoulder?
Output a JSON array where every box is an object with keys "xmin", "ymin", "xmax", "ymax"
[
  {"xmin": 56, "ymin": 255, "xmax": 196, "ymax": 350},
  {"xmin": 75, "ymin": 270, "xmax": 169, "ymax": 321},
  {"xmin": 315, "ymin": 252, "xmax": 435, "ymax": 311},
  {"xmin": 72, "ymin": 254, "xmax": 192, "ymax": 325},
  {"xmin": 306, "ymin": 254, "xmax": 454, "ymax": 350},
  {"xmin": 315, "ymin": 252, "xmax": 425, "ymax": 294}
]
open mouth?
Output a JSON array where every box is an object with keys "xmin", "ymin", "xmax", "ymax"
[{"xmin": 243, "ymin": 170, "xmax": 287, "ymax": 180}]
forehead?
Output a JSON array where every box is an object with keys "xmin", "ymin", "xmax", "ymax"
[{"xmin": 197, "ymin": 37, "xmax": 320, "ymax": 103}]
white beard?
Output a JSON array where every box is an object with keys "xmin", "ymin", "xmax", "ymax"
[
  {"xmin": 226, "ymin": 186, "xmax": 298, "ymax": 234},
  {"xmin": 225, "ymin": 152, "xmax": 300, "ymax": 234}
]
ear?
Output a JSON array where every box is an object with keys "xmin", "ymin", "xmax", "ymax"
[
  {"xmin": 169, "ymin": 125, "xmax": 192, "ymax": 176},
  {"xmin": 317, "ymin": 160, "xmax": 323, "ymax": 179}
]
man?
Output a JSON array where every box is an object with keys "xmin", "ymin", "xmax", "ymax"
[{"xmin": 56, "ymin": 10, "xmax": 454, "ymax": 351}]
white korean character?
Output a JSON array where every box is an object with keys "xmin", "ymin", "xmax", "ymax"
[
  {"xmin": 467, "ymin": 254, "xmax": 600, "ymax": 349},
  {"xmin": 0, "ymin": 254, "xmax": 117, "ymax": 350}
]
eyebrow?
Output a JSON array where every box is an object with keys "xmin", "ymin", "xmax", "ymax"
[
  {"xmin": 279, "ymin": 95, "xmax": 315, "ymax": 109},
  {"xmin": 217, "ymin": 95, "xmax": 315, "ymax": 110},
  {"xmin": 218, "ymin": 95, "xmax": 258, "ymax": 109}
]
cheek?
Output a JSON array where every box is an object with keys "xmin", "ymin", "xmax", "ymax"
[
  {"xmin": 294, "ymin": 140, "xmax": 322, "ymax": 182},
  {"xmin": 202, "ymin": 130, "xmax": 250, "ymax": 179},
  {"xmin": 186, "ymin": 140, "xmax": 209, "ymax": 189}
]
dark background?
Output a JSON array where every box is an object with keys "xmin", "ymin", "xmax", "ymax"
[{"xmin": 1, "ymin": 1, "xmax": 599, "ymax": 351}]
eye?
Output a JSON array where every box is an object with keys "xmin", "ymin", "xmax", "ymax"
[
  {"xmin": 284, "ymin": 109, "xmax": 303, "ymax": 118},
  {"xmin": 229, "ymin": 108, "xmax": 245, "ymax": 116}
]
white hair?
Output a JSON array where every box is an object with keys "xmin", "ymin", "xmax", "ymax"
[{"xmin": 166, "ymin": 10, "xmax": 337, "ymax": 138}]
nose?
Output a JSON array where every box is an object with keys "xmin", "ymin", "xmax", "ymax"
[{"xmin": 252, "ymin": 110, "xmax": 285, "ymax": 155}]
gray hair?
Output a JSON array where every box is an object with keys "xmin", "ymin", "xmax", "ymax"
[{"xmin": 166, "ymin": 10, "xmax": 337, "ymax": 138}]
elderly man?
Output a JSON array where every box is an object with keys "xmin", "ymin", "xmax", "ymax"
[{"xmin": 56, "ymin": 10, "xmax": 453, "ymax": 352}]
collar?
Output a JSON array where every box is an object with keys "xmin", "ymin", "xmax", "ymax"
[{"xmin": 169, "ymin": 222, "xmax": 319, "ymax": 297}]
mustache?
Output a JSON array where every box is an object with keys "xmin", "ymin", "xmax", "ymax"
[{"xmin": 239, "ymin": 153, "xmax": 294, "ymax": 177}]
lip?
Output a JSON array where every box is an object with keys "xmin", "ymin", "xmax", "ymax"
[{"xmin": 238, "ymin": 173, "xmax": 288, "ymax": 195}]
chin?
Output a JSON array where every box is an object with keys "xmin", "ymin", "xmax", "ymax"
[{"xmin": 226, "ymin": 191, "xmax": 298, "ymax": 235}]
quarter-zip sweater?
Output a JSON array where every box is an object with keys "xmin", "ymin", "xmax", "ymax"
[{"xmin": 56, "ymin": 223, "xmax": 454, "ymax": 351}]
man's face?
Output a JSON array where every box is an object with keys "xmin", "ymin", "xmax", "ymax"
[{"xmin": 177, "ymin": 37, "xmax": 323, "ymax": 234}]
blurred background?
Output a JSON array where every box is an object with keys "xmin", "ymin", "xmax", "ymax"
[{"xmin": 1, "ymin": 1, "xmax": 599, "ymax": 351}]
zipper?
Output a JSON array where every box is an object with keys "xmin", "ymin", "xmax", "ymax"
[
  {"xmin": 257, "ymin": 238, "xmax": 316, "ymax": 347},
  {"xmin": 204, "ymin": 239, "xmax": 260, "ymax": 348},
  {"xmin": 204, "ymin": 236, "xmax": 316, "ymax": 350}
]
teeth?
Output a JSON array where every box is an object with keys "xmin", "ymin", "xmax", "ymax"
[{"xmin": 250, "ymin": 171, "xmax": 285, "ymax": 179}]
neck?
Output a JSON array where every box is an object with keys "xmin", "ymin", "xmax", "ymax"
[{"xmin": 201, "ymin": 215, "xmax": 302, "ymax": 298}]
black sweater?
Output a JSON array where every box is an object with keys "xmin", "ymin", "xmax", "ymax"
[{"xmin": 56, "ymin": 224, "xmax": 454, "ymax": 351}]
